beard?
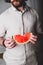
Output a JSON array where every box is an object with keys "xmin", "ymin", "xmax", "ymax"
[
  {"xmin": 11, "ymin": 3, "xmax": 22, "ymax": 11},
  {"xmin": 11, "ymin": 1, "xmax": 26, "ymax": 11}
]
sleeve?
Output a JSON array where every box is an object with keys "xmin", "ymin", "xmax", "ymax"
[
  {"xmin": 0, "ymin": 25, "xmax": 6, "ymax": 37},
  {"xmin": 0, "ymin": 15, "xmax": 6, "ymax": 37},
  {"xmin": 34, "ymin": 10, "xmax": 43, "ymax": 42},
  {"xmin": 36, "ymin": 16, "xmax": 43, "ymax": 34},
  {"xmin": 35, "ymin": 11, "xmax": 43, "ymax": 34}
]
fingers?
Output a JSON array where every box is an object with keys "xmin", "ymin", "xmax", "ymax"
[
  {"xmin": 4, "ymin": 38, "xmax": 12, "ymax": 44},
  {"xmin": 4, "ymin": 38, "xmax": 17, "ymax": 48},
  {"xmin": 29, "ymin": 34, "xmax": 38, "ymax": 44},
  {"xmin": 8, "ymin": 41, "xmax": 17, "ymax": 48},
  {"xmin": 29, "ymin": 39, "xmax": 36, "ymax": 44},
  {"xmin": 7, "ymin": 42, "xmax": 17, "ymax": 49}
]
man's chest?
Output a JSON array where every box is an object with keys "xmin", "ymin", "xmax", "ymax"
[{"xmin": 4, "ymin": 12, "xmax": 36, "ymax": 37}]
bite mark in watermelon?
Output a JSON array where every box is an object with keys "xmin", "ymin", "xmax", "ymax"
[{"xmin": 13, "ymin": 33, "xmax": 32, "ymax": 44}]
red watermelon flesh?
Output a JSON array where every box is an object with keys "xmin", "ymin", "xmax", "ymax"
[
  {"xmin": 24, "ymin": 33, "xmax": 31, "ymax": 42},
  {"xmin": 13, "ymin": 33, "xmax": 32, "ymax": 44},
  {"xmin": 14, "ymin": 35, "xmax": 25, "ymax": 43}
]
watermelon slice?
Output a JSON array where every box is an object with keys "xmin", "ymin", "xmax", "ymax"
[{"xmin": 13, "ymin": 33, "xmax": 32, "ymax": 45}]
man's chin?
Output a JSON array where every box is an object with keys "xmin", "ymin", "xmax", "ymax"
[{"xmin": 11, "ymin": 3, "xmax": 22, "ymax": 11}]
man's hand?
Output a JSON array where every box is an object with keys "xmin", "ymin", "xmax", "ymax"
[
  {"xmin": 29, "ymin": 34, "xmax": 38, "ymax": 44},
  {"xmin": 4, "ymin": 38, "xmax": 17, "ymax": 49}
]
